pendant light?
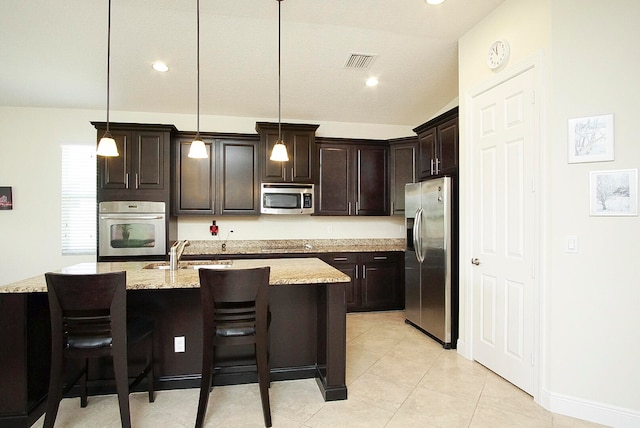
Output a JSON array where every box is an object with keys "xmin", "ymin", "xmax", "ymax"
[
  {"xmin": 188, "ymin": 0, "xmax": 208, "ymax": 159},
  {"xmin": 96, "ymin": 0, "xmax": 118, "ymax": 157},
  {"xmin": 270, "ymin": 0, "xmax": 289, "ymax": 162}
]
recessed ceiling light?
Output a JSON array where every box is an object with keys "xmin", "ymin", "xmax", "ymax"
[
  {"xmin": 152, "ymin": 62, "xmax": 169, "ymax": 72},
  {"xmin": 365, "ymin": 77, "xmax": 379, "ymax": 87},
  {"xmin": 426, "ymin": 0, "xmax": 446, "ymax": 5}
]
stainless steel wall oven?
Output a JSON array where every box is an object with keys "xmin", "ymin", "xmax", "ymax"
[{"xmin": 98, "ymin": 201, "xmax": 166, "ymax": 258}]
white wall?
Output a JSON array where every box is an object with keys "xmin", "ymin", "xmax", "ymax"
[
  {"xmin": 459, "ymin": 0, "xmax": 640, "ymax": 426},
  {"xmin": 0, "ymin": 106, "xmax": 407, "ymax": 286}
]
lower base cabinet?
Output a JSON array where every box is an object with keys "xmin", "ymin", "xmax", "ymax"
[{"xmin": 319, "ymin": 252, "xmax": 404, "ymax": 312}]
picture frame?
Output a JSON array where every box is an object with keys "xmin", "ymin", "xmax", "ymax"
[
  {"xmin": 568, "ymin": 114, "xmax": 614, "ymax": 163},
  {"xmin": 589, "ymin": 169, "xmax": 638, "ymax": 216},
  {"xmin": 0, "ymin": 187, "xmax": 12, "ymax": 210}
]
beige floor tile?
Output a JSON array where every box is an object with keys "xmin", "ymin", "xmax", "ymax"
[
  {"xmin": 347, "ymin": 372, "xmax": 416, "ymax": 411},
  {"xmin": 304, "ymin": 398, "xmax": 394, "ymax": 428},
  {"xmin": 479, "ymin": 374, "xmax": 552, "ymax": 421},
  {"xmin": 470, "ymin": 400, "xmax": 553, "ymax": 428},
  {"xmin": 418, "ymin": 364, "xmax": 487, "ymax": 402},
  {"xmin": 552, "ymin": 413, "xmax": 611, "ymax": 428},
  {"xmin": 270, "ymin": 379, "xmax": 327, "ymax": 424},
  {"xmin": 398, "ymin": 386, "xmax": 477, "ymax": 428},
  {"xmin": 366, "ymin": 354, "xmax": 429, "ymax": 387}
]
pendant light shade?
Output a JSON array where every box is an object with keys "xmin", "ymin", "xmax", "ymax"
[
  {"xmin": 96, "ymin": 132, "xmax": 119, "ymax": 157},
  {"xmin": 188, "ymin": 0, "xmax": 209, "ymax": 159},
  {"xmin": 188, "ymin": 136, "xmax": 208, "ymax": 159},
  {"xmin": 269, "ymin": 0, "xmax": 289, "ymax": 162},
  {"xmin": 97, "ymin": 0, "xmax": 118, "ymax": 157}
]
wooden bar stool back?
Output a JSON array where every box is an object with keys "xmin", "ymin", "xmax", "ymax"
[
  {"xmin": 44, "ymin": 271, "xmax": 154, "ymax": 428},
  {"xmin": 195, "ymin": 267, "xmax": 272, "ymax": 428}
]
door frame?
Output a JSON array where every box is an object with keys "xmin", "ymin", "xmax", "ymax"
[{"xmin": 460, "ymin": 51, "xmax": 546, "ymax": 401}]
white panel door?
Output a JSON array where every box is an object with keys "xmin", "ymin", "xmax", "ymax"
[{"xmin": 471, "ymin": 68, "xmax": 537, "ymax": 394}]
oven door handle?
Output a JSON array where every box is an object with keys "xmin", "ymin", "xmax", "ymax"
[{"xmin": 100, "ymin": 215, "xmax": 165, "ymax": 220}]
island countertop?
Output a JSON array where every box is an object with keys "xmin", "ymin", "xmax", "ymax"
[{"xmin": 0, "ymin": 257, "xmax": 351, "ymax": 294}]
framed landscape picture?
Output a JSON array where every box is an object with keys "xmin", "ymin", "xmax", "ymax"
[
  {"xmin": 568, "ymin": 114, "xmax": 614, "ymax": 163},
  {"xmin": 0, "ymin": 187, "xmax": 12, "ymax": 210},
  {"xmin": 589, "ymin": 169, "xmax": 638, "ymax": 216}
]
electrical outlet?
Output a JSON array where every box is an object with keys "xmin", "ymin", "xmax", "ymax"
[{"xmin": 174, "ymin": 336, "xmax": 185, "ymax": 353}]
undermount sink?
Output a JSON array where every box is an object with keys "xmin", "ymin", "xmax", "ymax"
[{"xmin": 143, "ymin": 260, "xmax": 233, "ymax": 270}]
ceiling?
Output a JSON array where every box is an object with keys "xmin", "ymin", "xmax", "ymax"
[{"xmin": 0, "ymin": 0, "xmax": 504, "ymax": 128}]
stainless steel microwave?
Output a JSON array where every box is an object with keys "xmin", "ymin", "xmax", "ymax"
[{"xmin": 260, "ymin": 183, "xmax": 314, "ymax": 215}]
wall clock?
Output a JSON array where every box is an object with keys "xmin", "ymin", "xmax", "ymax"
[{"xmin": 487, "ymin": 39, "xmax": 510, "ymax": 70}]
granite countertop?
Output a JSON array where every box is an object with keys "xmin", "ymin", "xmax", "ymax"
[
  {"xmin": 183, "ymin": 238, "xmax": 406, "ymax": 256},
  {"xmin": 0, "ymin": 258, "xmax": 351, "ymax": 294}
]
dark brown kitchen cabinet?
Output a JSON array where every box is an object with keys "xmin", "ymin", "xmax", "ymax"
[
  {"xmin": 320, "ymin": 252, "xmax": 403, "ymax": 312},
  {"xmin": 93, "ymin": 122, "xmax": 176, "ymax": 202},
  {"xmin": 316, "ymin": 139, "xmax": 389, "ymax": 216},
  {"xmin": 413, "ymin": 107, "xmax": 458, "ymax": 179},
  {"xmin": 256, "ymin": 122, "xmax": 319, "ymax": 183},
  {"xmin": 389, "ymin": 137, "xmax": 417, "ymax": 216},
  {"xmin": 172, "ymin": 133, "xmax": 259, "ymax": 216}
]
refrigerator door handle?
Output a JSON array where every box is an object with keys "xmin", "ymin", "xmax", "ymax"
[{"xmin": 414, "ymin": 208, "xmax": 425, "ymax": 263}]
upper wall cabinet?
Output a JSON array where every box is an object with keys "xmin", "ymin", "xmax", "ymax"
[
  {"xmin": 256, "ymin": 122, "xmax": 319, "ymax": 183},
  {"xmin": 413, "ymin": 107, "xmax": 458, "ymax": 179},
  {"xmin": 172, "ymin": 133, "xmax": 260, "ymax": 216},
  {"xmin": 316, "ymin": 138, "xmax": 389, "ymax": 216},
  {"xmin": 93, "ymin": 122, "xmax": 176, "ymax": 203},
  {"xmin": 389, "ymin": 137, "xmax": 417, "ymax": 216}
]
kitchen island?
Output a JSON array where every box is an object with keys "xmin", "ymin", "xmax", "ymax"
[{"xmin": 0, "ymin": 258, "xmax": 350, "ymax": 428}]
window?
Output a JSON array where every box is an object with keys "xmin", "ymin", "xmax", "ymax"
[{"xmin": 61, "ymin": 145, "xmax": 96, "ymax": 255}]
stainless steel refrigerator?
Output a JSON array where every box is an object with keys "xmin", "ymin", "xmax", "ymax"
[{"xmin": 405, "ymin": 177, "xmax": 458, "ymax": 349}]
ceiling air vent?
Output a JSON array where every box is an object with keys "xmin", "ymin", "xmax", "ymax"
[{"xmin": 343, "ymin": 53, "xmax": 377, "ymax": 69}]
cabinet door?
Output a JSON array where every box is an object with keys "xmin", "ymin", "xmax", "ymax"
[
  {"xmin": 99, "ymin": 130, "xmax": 130, "ymax": 190},
  {"xmin": 389, "ymin": 142, "xmax": 416, "ymax": 216},
  {"xmin": 258, "ymin": 125, "xmax": 316, "ymax": 183},
  {"xmin": 317, "ymin": 144, "xmax": 353, "ymax": 215},
  {"xmin": 289, "ymin": 131, "xmax": 314, "ymax": 182},
  {"xmin": 174, "ymin": 138, "xmax": 215, "ymax": 215},
  {"xmin": 360, "ymin": 253, "xmax": 402, "ymax": 311},
  {"xmin": 436, "ymin": 117, "xmax": 458, "ymax": 174},
  {"xmin": 134, "ymin": 130, "xmax": 166, "ymax": 190},
  {"xmin": 418, "ymin": 128, "xmax": 436, "ymax": 179},
  {"xmin": 356, "ymin": 145, "xmax": 388, "ymax": 216},
  {"xmin": 261, "ymin": 128, "xmax": 286, "ymax": 181},
  {"xmin": 319, "ymin": 254, "xmax": 359, "ymax": 311},
  {"xmin": 218, "ymin": 139, "xmax": 259, "ymax": 215}
]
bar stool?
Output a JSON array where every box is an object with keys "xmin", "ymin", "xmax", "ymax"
[
  {"xmin": 44, "ymin": 271, "xmax": 155, "ymax": 428},
  {"xmin": 195, "ymin": 267, "xmax": 272, "ymax": 428}
]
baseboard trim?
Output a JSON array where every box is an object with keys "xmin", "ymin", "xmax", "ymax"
[{"xmin": 541, "ymin": 388, "xmax": 640, "ymax": 427}]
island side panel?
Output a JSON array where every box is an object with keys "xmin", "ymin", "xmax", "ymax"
[{"xmin": 316, "ymin": 282, "xmax": 347, "ymax": 401}]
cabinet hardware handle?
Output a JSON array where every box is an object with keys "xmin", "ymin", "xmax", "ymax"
[
  {"xmin": 373, "ymin": 256, "xmax": 387, "ymax": 260},
  {"xmin": 348, "ymin": 202, "xmax": 351, "ymax": 216},
  {"xmin": 291, "ymin": 167, "xmax": 294, "ymax": 181},
  {"xmin": 334, "ymin": 257, "xmax": 348, "ymax": 261},
  {"xmin": 362, "ymin": 264, "xmax": 366, "ymax": 279},
  {"xmin": 355, "ymin": 201, "xmax": 359, "ymax": 215},
  {"xmin": 135, "ymin": 173, "xmax": 139, "ymax": 189},
  {"xmin": 435, "ymin": 158, "xmax": 440, "ymax": 175},
  {"xmin": 125, "ymin": 173, "xmax": 129, "ymax": 189},
  {"xmin": 355, "ymin": 265, "xmax": 358, "ymax": 279},
  {"xmin": 430, "ymin": 159, "xmax": 434, "ymax": 175}
]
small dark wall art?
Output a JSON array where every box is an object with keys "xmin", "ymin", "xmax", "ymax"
[{"xmin": 0, "ymin": 187, "xmax": 13, "ymax": 210}]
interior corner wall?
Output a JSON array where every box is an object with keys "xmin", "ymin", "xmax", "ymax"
[
  {"xmin": 459, "ymin": 0, "xmax": 640, "ymax": 426},
  {"xmin": 0, "ymin": 106, "xmax": 407, "ymax": 286}
]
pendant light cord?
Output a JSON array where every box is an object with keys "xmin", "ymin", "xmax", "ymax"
[
  {"xmin": 196, "ymin": 0, "xmax": 200, "ymax": 138},
  {"xmin": 105, "ymin": 0, "xmax": 111, "ymax": 134},
  {"xmin": 277, "ymin": 0, "xmax": 282, "ymax": 142}
]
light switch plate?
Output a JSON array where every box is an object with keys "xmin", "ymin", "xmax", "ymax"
[{"xmin": 565, "ymin": 235, "xmax": 578, "ymax": 253}]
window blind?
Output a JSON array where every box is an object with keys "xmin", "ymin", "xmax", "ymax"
[{"xmin": 61, "ymin": 145, "xmax": 97, "ymax": 255}]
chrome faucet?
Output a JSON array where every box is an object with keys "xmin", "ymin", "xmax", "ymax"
[{"xmin": 169, "ymin": 240, "xmax": 190, "ymax": 270}]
